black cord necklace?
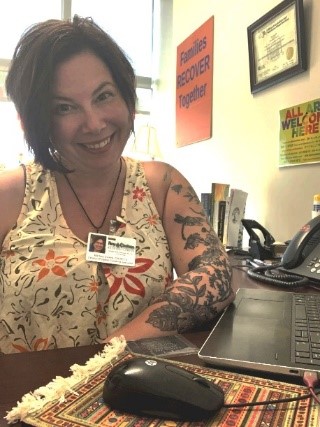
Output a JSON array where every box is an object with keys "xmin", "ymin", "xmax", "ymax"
[{"xmin": 64, "ymin": 158, "xmax": 123, "ymax": 232}]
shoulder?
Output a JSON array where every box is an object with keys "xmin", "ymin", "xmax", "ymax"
[
  {"xmin": 142, "ymin": 160, "xmax": 192, "ymax": 191},
  {"xmin": 141, "ymin": 160, "xmax": 176, "ymax": 194},
  {"xmin": 136, "ymin": 161, "xmax": 170, "ymax": 217},
  {"xmin": 0, "ymin": 165, "xmax": 26, "ymax": 244},
  {"xmin": 139, "ymin": 160, "xmax": 188, "ymax": 216},
  {"xmin": 142, "ymin": 160, "xmax": 177, "ymax": 184},
  {"xmin": 0, "ymin": 165, "xmax": 25, "ymax": 195}
]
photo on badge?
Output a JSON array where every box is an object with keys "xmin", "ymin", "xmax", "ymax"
[{"xmin": 86, "ymin": 233, "xmax": 107, "ymax": 262}]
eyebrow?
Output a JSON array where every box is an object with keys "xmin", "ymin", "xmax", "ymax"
[{"xmin": 52, "ymin": 81, "xmax": 116, "ymax": 102}]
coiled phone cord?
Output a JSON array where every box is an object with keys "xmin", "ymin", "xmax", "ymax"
[{"xmin": 247, "ymin": 263, "xmax": 311, "ymax": 288}]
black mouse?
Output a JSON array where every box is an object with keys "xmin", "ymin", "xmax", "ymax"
[{"xmin": 103, "ymin": 356, "xmax": 224, "ymax": 420}]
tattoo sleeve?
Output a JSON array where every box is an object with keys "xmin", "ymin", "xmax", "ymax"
[{"xmin": 146, "ymin": 179, "xmax": 233, "ymax": 333}]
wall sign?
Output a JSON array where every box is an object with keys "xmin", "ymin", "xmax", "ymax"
[
  {"xmin": 279, "ymin": 98, "xmax": 320, "ymax": 167},
  {"xmin": 176, "ymin": 16, "xmax": 214, "ymax": 147}
]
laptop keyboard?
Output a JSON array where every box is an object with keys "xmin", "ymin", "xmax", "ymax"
[{"xmin": 293, "ymin": 293, "xmax": 320, "ymax": 366}]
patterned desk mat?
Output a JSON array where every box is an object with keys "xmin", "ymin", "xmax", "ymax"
[{"xmin": 22, "ymin": 353, "xmax": 319, "ymax": 427}]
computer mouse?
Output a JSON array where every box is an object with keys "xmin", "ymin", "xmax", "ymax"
[{"xmin": 103, "ymin": 356, "xmax": 224, "ymax": 420}]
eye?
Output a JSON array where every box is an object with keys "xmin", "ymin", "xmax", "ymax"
[
  {"xmin": 52, "ymin": 103, "xmax": 76, "ymax": 115},
  {"xmin": 95, "ymin": 91, "xmax": 114, "ymax": 103}
]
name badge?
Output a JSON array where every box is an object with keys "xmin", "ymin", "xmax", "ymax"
[{"xmin": 86, "ymin": 232, "xmax": 136, "ymax": 266}]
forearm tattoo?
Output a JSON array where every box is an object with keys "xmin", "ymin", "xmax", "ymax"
[{"xmin": 146, "ymin": 181, "xmax": 232, "ymax": 333}]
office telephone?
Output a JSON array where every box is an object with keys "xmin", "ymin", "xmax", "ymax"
[
  {"xmin": 241, "ymin": 219, "xmax": 276, "ymax": 260},
  {"xmin": 246, "ymin": 215, "xmax": 320, "ymax": 288}
]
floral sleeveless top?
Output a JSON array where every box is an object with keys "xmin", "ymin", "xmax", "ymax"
[{"xmin": 0, "ymin": 157, "xmax": 172, "ymax": 354}]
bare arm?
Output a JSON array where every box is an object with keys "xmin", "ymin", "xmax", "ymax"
[
  {"xmin": 107, "ymin": 162, "xmax": 234, "ymax": 341},
  {"xmin": 0, "ymin": 166, "xmax": 25, "ymax": 248}
]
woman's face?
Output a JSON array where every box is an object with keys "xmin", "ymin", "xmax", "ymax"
[
  {"xmin": 93, "ymin": 238, "xmax": 104, "ymax": 252},
  {"xmin": 50, "ymin": 51, "xmax": 132, "ymax": 172}
]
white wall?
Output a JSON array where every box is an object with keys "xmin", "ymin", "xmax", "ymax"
[{"xmin": 154, "ymin": 0, "xmax": 320, "ymax": 244}]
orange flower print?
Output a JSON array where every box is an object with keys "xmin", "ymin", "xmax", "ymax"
[
  {"xmin": 89, "ymin": 280, "xmax": 99, "ymax": 293},
  {"xmin": 32, "ymin": 249, "xmax": 68, "ymax": 281},
  {"xmin": 12, "ymin": 338, "xmax": 49, "ymax": 353},
  {"xmin": 5, "ymin": 249, "xmax": 15, "ymax": 259},
  {"xmin": 95, "ymin": 303, "xmax": 107, "ymax": 325},
  {"xmin": 146, "ymin": 214, "xmax": 158, "ymax": 226},
  {"xmin": 103, "ymin": 258, "xmax": 154, "ymax": 300},
  {"xmin": 132, "ymin": 186, "xmax": 146, "ymax": 201}
]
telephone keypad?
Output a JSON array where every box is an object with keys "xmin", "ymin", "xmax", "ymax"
[{"xmin": 305, "ymin": 256, "xmax": 320, "ymax": 276}]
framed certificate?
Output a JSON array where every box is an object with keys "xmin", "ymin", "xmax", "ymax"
[{"xmin": 247, "ymin": 0, "xmax": 307, "ymax": 94}]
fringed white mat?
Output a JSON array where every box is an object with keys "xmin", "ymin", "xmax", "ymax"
[{"xmin": 5, "ymin": 336, "xmax": 127, "ymax": 424}]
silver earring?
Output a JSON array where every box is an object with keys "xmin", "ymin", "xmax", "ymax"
[{"xmin": 48, "ymin": 137, "xmax": 60, "ymax": 161}]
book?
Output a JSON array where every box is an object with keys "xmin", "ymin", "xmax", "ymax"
[
  {"xmin": 200, "ymin": 192, "xmax": 212, "ymax": 222},
  {"xmin": 223, "ymin": 188, "xmax": 248, "ymax": 248},
  {"xmin": 217, "ymin": 200, "xmax": 227, "ymax": 241},
  {"xmin": 211, "ymin": 183, "xmax": 230, "ymax": 240}
]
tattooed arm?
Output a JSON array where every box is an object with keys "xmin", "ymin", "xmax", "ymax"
[
  {"xmin": 106, "ymin": 161, "xmax": 234, "ymax": 342},
  {"xmin": 149, "ymin": 161, "xmax": 234, "ymax": 333}
]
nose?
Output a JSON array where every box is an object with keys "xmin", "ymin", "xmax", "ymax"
[{"xmin": 81, "ymin": 108, "xmax": 106, "ymax": 134}]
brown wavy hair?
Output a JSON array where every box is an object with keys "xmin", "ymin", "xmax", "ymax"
[{"xmin": 6, "ymin": 15, "xmax": 137, "ymax": 171}]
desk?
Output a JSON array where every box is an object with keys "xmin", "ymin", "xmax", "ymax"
[{"xmin": 1, "ymin": 257, "xmax": 318, "ymax": 426}]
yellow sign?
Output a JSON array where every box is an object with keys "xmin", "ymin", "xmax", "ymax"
[{"xmin": 279, "ymin": 98, "xmax": 320, "ymax": 167}]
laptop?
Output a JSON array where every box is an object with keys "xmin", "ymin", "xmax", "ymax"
[{"xmin": 198, "ymin": 288, "xmax": 320, "ymax": 378}]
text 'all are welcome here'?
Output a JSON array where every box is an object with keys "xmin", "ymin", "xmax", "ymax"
[
  {"xmin": 177, "ymin": 36, "xmax": 210, "ymax": 109},
  {"xmin": 281, "ymin": 100, "xmax": 320, "ymax": 138}
]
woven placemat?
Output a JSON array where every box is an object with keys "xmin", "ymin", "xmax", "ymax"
[{"xmin": 19, "ymin": 352, "xmax": 319, "ymax": 427}]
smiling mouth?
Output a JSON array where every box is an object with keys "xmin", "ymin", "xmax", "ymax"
[{"xmin": 84, "ymin": 137, "xmax": 111, "ymax": 151}]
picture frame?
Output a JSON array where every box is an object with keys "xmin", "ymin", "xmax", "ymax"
[{"xmin": 247, "ymin": 0, "xmax": 307, "ymax": 94}]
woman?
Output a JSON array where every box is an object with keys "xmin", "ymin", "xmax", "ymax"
[
  {"xmin": 89, "ymin": 234, "xmax": 106, "ymax": 253},
  {"xmin": 0, "ymin": 16, "xmax": 234, "ymax": 354}
]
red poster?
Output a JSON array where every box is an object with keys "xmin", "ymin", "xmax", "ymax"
[{"xmin": 176, "ymin": 17, "xmax": 214, "ymax": 147}]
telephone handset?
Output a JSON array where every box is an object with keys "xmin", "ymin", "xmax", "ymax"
[
  {"xmin": 247, "ymin": 216, "xmax": 320, "ymax": 288},
  {"xmin": 281, "ymin": 215, "xmax": 320, "ymax": 271},
  {"xmin": 241, "ymin": 219, "xmax": 275, "ymax": 260}
]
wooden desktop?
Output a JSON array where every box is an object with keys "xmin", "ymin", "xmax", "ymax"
[{"xmin": 0, "ymin": 254, "xmax": 318, "ymax": 426}]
